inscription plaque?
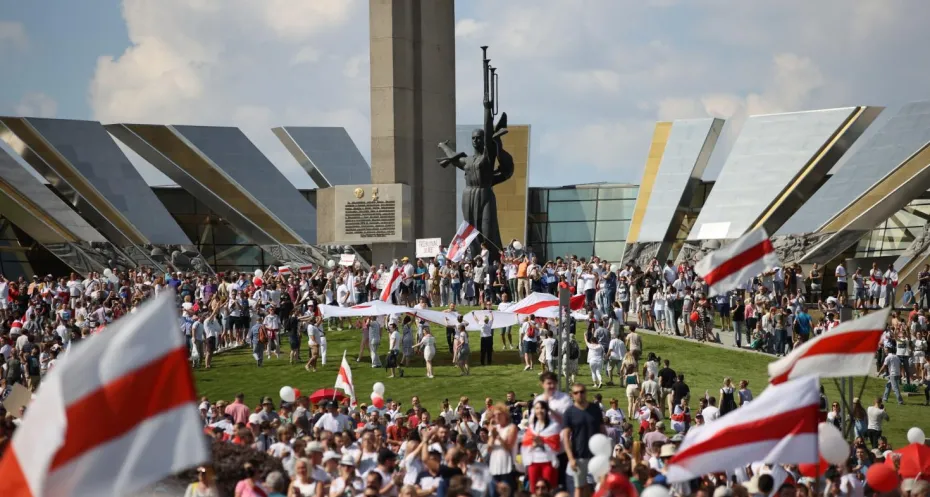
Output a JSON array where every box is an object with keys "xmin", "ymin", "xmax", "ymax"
[
  {"xmin": 316, "ymin": 183, "xmax": 411, "ymax": 245},
  {"xmin": 345, "ymin": 200, "xmax": 397, "ymax": 238}
]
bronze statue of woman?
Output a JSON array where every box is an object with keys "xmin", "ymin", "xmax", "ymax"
[{"xmin": 438, "ymin": 110, "xmax": 513, "ymax": 266}]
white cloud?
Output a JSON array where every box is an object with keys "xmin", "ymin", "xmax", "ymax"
[
  {"xmin": 290, "ymin": 46, "xmax": 321, "ymax": 66},
  {"xmin": 90, "ymin": 0, "xmax": 368, "ymax": 188},
  {"xmin": 455, "ymin": 19, "xmax": 486, "ymax": 39},
  {"xmin": 14, "ymin": 92, "xmax": 57, "ymax": 118},
  {"xmin": 84, "ymin": 0, "xmax": 930, "ymax": 190},
  {"xmin": 0, "ymin": 20, "xmax": 27, "ymax": 54}
]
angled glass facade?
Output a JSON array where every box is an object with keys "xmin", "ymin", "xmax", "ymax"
[
  {"xmin": 853, "ymin": 195, "xmax": 930, "ymax": 258},
  {"xmin": 527, "ymin": 184, "xmax": 638, "ymax": 262}
]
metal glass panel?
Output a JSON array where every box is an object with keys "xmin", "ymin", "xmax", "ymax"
[
  {"xmin": 596, "ymin": 199, "xmax": 636, "ymax": 221},
  {"xmin": 637, "ymin": 118, "xmax": 720, "ymax": 242},
  {"xmin": 689, "ymin": 108, "xmax": 859, "ymax": 240},
  {"xmin": 598, "ymin": 186, "xmax": 639, "ymax": 200},
  {"xmin": 594, "ymin": 241, "xmax": 626, "ymax": 262},
  {"xmin": 547, "ymin": 242, "xmax": 594, "ymax": 259},
  {"xmin": 547, "ymin": 201, "xmax": 597, "ymax": 222},
  {"xmin": 22, "ymin": 118, "xmax": 191, "ymax": 245},
  {"xmin": 595, "ymin": 221, "xmax": 631, "ymax": 241},
  {"xmin": 778, "ymin": 101, "xmax": 930, "ymax": 235},
  {"xmin": 172, "ymin": 125, "xmax": 316, "ymax": 244},
  {"xmin": 275, "ymin": 127, "xmax": 371, "ymax": 187},
  {"xmin": 549, "ymin": 188, "xmax": 598, "ymax": 201},
  {"xmin": 549, "ymin": 221, "xmax": 596, "ymax": 242}
]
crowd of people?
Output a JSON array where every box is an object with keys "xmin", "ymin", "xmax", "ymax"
[{"xmin": 0, "ymin": 244, "xmax": 927, "ymax": 497}]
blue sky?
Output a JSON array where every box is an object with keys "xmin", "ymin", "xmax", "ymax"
[{"xmin": 3, "ymin": 0, "xmax": 930, "ymax": 188}]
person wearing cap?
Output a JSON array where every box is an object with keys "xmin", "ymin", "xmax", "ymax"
[
  {"xmin": 257, "ymin": 397, "xmax": 280, "ymax": 424},
  {"xmin": 330, "ymin": 455, "xmax": 363, "ymax": 497},
  {"xmin": 314, "ymin": 401, "xmax": 352, "ymax": 434}
]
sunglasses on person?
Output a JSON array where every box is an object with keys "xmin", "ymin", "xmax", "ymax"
[{"xmin": 572, "ymin": 389, "xmax": 586, "ymax": 396}]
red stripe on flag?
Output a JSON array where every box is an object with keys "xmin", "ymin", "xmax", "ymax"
[
  {"xmin": 49, "ymin": 347, "xmax": 196, "ymax": 470},
  {"xmin": 0, "ymin": 448, "xmax": 37, "ymax": 497},
  {"xmin": 703, "ymin": 239, "xmax": 774, "ymax": 287},
  {"xmin": 670, "ymin": 404, "xmax": 819, "ymax": 466},
  {"xmin": 770, "ymin": 329, "xmax": 883, "ymax": 384}
]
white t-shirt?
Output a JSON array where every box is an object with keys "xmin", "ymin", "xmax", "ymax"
[
  {"xmin": 701, "ymin": 406, "xmax": 720, "ymax": 422},
  {"xmin": 580, "ymin": 273, "xmax": 596, "ymax": 292},
  {"xmin": 204, "ymin": 318, "xmax": 221, "ymax": 339},
  {"xmin": 866, "ymin": 406, "xmax": 889, "ymax": 430},
  {"xmin": 883, "ymin": 354, "xmax": 901, "ymax": 377},
  {"xmin": 480, "ymin": 321, "xmax": 494, "ymax": 338},
  {"xmin": 542, "ymin": 337, "xmax": 557, "ymax": 361},
  {"xmin": 835, "ymin": 265, "xmax": 847, "ymax": 283},
  {"xmin": 336, "ymin": 284, "xmax": 350, "ymax": 306},
  {"xmin": 608, "ymin": 337, "xmax": 626, "ymax": 361},
  {"xmin": 605, "ymin": 407, "xmax": 625, "ymax": 425}
]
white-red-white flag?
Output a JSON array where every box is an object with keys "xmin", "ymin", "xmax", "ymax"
[
  {"xmin": 379, "ymin": 267, "xmax": 403, "ymax": 302},
  {"xmin": 334, "ymin": 351, "xmax": 357, "ymax": 407},
  {"xmin": 695, "ymin": 228, "xmax": 780, "ymax": 296},
  {"xmin": 666, "ymin": 375, "xmax": 820, "ymax": 483},
  {"xmin": 446, "ymin": 222, "xmax": 479, "ymax": 263},
  {"xmin": 508, "ymin": 292, "xmax": 586, "ymax": 314},
  {"xmin": 0, "ymin": 292, "xmax": 209, "ymax": 497},
  {"xmin": 768, "ymin": 308, "xmax": 889, "ymax": 385}
]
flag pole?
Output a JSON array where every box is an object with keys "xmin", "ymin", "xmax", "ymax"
[{"xmin": 335, "ymin": 350, "xmax": 346, "ymax": 401}]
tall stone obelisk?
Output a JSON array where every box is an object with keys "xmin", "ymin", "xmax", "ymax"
[{"xmin": 369, "ymin": 0, "xmax": 457, "ymax": 263}]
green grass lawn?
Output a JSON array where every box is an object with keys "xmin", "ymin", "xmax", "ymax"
[{"xmin": 194, "ymin": 308, "xmax": 925, "ymax": 447}]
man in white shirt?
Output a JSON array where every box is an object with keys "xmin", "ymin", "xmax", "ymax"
[
  {"xmin": 663, "ymin": 261, "xmax": 677, "ymax": 287},
  {"xmin": 538, "ymin": 371, "xmax": 571, "ymax": 424},
  {"xmin": 642, "ymin": 373, "xmax": 659, "ymax": 399},
  {"xmin": 878, "ymin": 348, "xmax": 904, "ymax": 404},
  {"xmin": 314, "ymin": 401, "xmax": 353, "ymax": 433},
  {"xmin": 835, "ymin": 264, "xmax": 848, "ymax": 298},
  {"xmin": 701, "ymin": 396, "xmax": 720, "ymax": 422},
  {"xmin": 479, "ymin": 312, "xmax": 495, "ymax": 366}
]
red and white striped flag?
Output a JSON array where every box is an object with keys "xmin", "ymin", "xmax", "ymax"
[
  {"xmin": 0, "ymin": 292, "xmax": 209, "ymax": 497},
  {"xmin": 278, "ymin": 264, "xmax": 313, "ymax": 276},
  {"xmin": 446, "ymin": 221, "xmax": 479, "ymax": 263},
  {"xmin": 768, "ymin": 308, "xmax": 889, "ymax": 385},
  {"xmin": 334, "ymin": 351, "xmax": 357, "ymax": 407},
  {"xmin": 379, "ymin": 267, "xmax": 404, "ymax": 302},
  {"xmin": 666, "ymin": 375, "xmax": 820, "ymax": 482},
  {"xmin": 508, "ymin": 292, "xmax": 586, "ymax": 314},
  {"xmin": 695, "ymin": 228, "xmax": 780, "ymax": 296}
]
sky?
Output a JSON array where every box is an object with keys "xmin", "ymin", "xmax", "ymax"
[{"xmin": 2, "ymin": 0, "xmax": 930, "ymax": 189}]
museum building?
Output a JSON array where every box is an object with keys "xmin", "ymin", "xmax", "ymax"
[{"xmin": 3, "ymin": 102, "xmax": 930, "ymax": 294}]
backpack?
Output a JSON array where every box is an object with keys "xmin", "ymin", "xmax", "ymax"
[
  {"xmin": 567, "ymin": 339, "xmax": 580, "ymax": 360},
  {"xmin": 526, "ymin": 326, "xmax": 536, "ymax": 339},
  {"xmin": 258, "ymin": 325, "xmax": 268, "ymax": 344}
]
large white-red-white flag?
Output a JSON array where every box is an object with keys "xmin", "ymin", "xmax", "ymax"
[
  {"xmin": 666, "ymin": 375, "xmax": 820, "ymax": 482},
  {"xmin": 768, "ymin": 308, "xmax": 889, "ymax": 385},
  {"xmin": 334, "ymin": 351, "xmax": 357, "ymax": 407},
  {"xmin": 0, "ymin": 292, "xmax": 209, "ymax": 497},
  {"xmin": 695, "ymin": 228, "xmax": 780, "ymax": 296},
  {"xmin": 379, "ymin": 267, "xmax": 404, "ymax": 302},
  {"xmin": 446, "ymin": 222, "xmax": 480, "ymax": 263}
]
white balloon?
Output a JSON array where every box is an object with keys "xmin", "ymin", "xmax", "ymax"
[
  {"xmin": 588, "ymin": 434, "xmax": 613, "ymax": 458},
  {"xmin": 373, "ymin": 382, "xmax": 386, "ymax": 395},
  {"xmin": 103, "ymin": 268, "xmax": 113, "ymax": 277},
  {"xmin": 818, "ymin": 422, "xmax": 849, "ymax": 465},
  {"xmin": 370, "ymin": 392, "xmax": 382, "ymax": 402},
  {"xmin": 588, "ymin": 455, "xmax": 610, "ymax": 479},
  {"xmin": 641, "ymin": 485, "xmax": 672, "ymax": 497},
  {"xmin": 907, "ymin": 427, "xmax": 926, "ymax": 444},
  {"xmin": 254, "ymin": 269, "xmax": 263, "ymax": 278},
  {"xmin": 512, "ymin": 241, "xmax": 523, "ymax": 251},
  {"xmin": 327, "ymin": 260, "xmax": 337, "ymax": 269},
  {"xmin": 279, "ymin": 386, "xmax": 296, "ymax": 403}
]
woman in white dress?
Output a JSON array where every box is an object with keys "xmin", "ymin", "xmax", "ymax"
[{"xmin": 414, "ymin": 326, "xmax": 437, "ymax": 378}]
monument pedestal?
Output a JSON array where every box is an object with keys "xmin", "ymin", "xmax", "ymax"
[{"xmin": 316, "ymin": 184, "xmax": 412, "ymax": 260}]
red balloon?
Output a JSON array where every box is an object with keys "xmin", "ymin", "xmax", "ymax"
[
  {"xmin": 293, "ymin": 388, "xmax": 301, "ymax": 399},
  {"xmin": 866, "ymin": 463, "xmax": 899, "ymax": 493},
  {"xmin": 799, "ymin": 457, "xmax": 830, "ymax": 478},
  {"xmin": 253, "ymin": 276, "xmax": 263, "ymax": 286},
  {"xmin": 372, "ymin": 396, "xmax": 385, "ymax": 409}
]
